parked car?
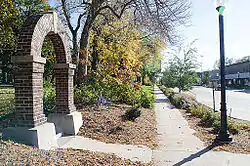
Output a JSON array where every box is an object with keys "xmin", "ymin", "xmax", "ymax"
[
  {"xmin": 195, "ymin": 82, "xmax": 202, "ymax": 86},
  {"xmin": 215, "ymin": 84, "xmax": 221, "ymax": 91}
]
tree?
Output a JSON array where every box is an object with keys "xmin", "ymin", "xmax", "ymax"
[
  {"xmin": 0, "ymin": 0, "xmax": 50, "ymax": 83},
  {"xmin": 0, "ymin": 0, "xmax": 19, "ymax": 52},
  {"xmin": 42, "ymin": 37, "xmax": 56, "ymax": 83},
  {"xmin": 235, "ymin": 56, "xmax": 250, "ymax": 63},
  {"xmin": 201, "ymin": 71, "xmax": 209, "ymax": 85},
  {"xmin": 213, "ymin": 57, "xmax": 235, "ymax": 69},
  {"xmin": 55, "ymin": 0, "xmax": 190, "ymax": 84},
  {"xmin": 141, "ymin": 45, "xmax": 162, "ymax": 84},
  {"xmin": 55, "ymin": 0, "xmax": 133, "ymax": 84},
  {"xmin": 162, "ymin": 42, "xmax": 200, "ymax": 92},
  {"xmin": 85, "ymin": 14, "xmax": 164, "ymax": 87},
  {"xmin": 88, "ymin": 16, "xmax": 144, "ymax": 85}
]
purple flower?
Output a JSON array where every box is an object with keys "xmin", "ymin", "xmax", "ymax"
[{"xmin": 98, "ymin": 96, "xmax": 109, "ymax": 106}]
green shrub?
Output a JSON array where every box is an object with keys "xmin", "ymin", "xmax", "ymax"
[
  {"xmin": 0, "ymin": 87, "xmax": 15, "ymax": 120},
  {"xmin": 201, "ymin": 110, "xmax": 214, "ymax": 126},
  {"xmin": 190, "ymin": 105, "xmax": 207, "ymax": 118},
  {"xmin": 123, "ymin": 106, "xmax": 141, "ymax": 121},
  {"xmin": 165, "ymin": 88, "xmax": 175, "ymax": 98},
  {"xmin": 171, "ymin": 95, "xmax": 185, "ymax": 109},
  {"xmin": 74, "ymin": 83, "xmax": 100, "ymax": 105},
  {"xmin": 212, "ymin": 118, "xmax": 220, "ymax": 133},
  {"xmin": 159, "ymin": 84, "xmax": 248, "ymax": 135},
  {"xmin": 74, "ymin": 83, "xmax": 155, "ymax": 108},
  {"xmin": 43, "ymin": 81, "xmax": 56, "ymax": 116},
  {"xmin": 228, "ymin": 120, "xmax": 240, "ymax": 135},
  {"xmin": 0, "ymin": 93, "xmax": 14, "ymax": 112},
  {"xmin": 139, "ymin": 86, "xmax": 155, "ymax": 108}
]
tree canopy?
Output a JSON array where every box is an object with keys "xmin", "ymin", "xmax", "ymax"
[
  {"xmin": 0, "ymin": 0, "xmax": 50, "ymax": 83},
  {"xmin": 87, "ymin": 15, "xmax": 163, "ymax": 86},
  {"xmin": 161, "ymin": 42, "xmax": 200, "ymax": 92},
  {"xmin": 55, "ymin": 0, "xmax": 190, "ymax": 84}
]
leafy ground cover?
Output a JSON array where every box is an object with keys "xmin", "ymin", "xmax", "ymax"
[
  {"xmin": 159, "ymin": 85, "xmax": 250, "ymax": 154},
  {"xmin": 0, "ymin": 140, "xmax": 151, "ymax": 166},
  {"xmin": 78, "ymin": 104, "xmax": 157, "ymax": 149}
]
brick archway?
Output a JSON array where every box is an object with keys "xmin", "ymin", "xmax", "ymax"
[{"xmin": 4, "ymin": 11, "xmax": 82, "ymax": 149}]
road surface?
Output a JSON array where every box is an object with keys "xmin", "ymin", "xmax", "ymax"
[{"xmin": 190, "ymin": 86, "xmax": 250, "ymax": 122}]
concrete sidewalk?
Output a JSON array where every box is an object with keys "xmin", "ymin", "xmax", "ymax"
[
  {"xmin": 152, "ymin": 87, "xmax": 250, "ymax": 166},
  {"xmin": 57, "ymin": 136, "xmax": 152, "ymax": 163}
]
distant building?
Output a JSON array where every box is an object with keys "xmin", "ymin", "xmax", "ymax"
[
  {"xmin": 225, "ymin": 61, "xmax": 250, "ymax": 87},
  {"xmin": 196, "ymin": 72, "xmax": 202, "ymax": 79},
  {"xmin": 209, "ymin": 70, "xmax": 220, "ymax": 82},
  {"xmin": 202, "ymin": 60, "xmax": 250, "ymax": 87}
]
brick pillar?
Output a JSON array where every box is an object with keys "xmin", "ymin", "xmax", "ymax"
[
  {"xmin": 54, "ymin": 63, "xmax": 76, "ymax": 114},
  {"xmin": 11, "ymin": 57, "xmax": 47, "ymax": 128}
]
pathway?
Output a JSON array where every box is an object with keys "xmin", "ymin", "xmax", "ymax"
[
  {"xmin": 57, "ymin": 136, "xmax": 152, "ymax": 163},
  {"xmin": 152, "ymin": 86, "xmax": 250, "ymax": 166}
]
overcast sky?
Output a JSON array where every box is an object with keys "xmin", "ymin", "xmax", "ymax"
[{"xmin": 48, "ymin": 0, "xmax": 250, "ymax": 71}]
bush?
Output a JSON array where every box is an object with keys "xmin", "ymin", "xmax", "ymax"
[
  {"xmin": 139, "ymin": 86, "xmax": 155, "ymax": 108},
  {"xmin": 43, "ymin": 81, "xmax": 56, "ymax": 116},
  {"xmin": 144, "ymin": 81, "xmax": 153, "ymax": 86},
  {"xmin": 171, "ymin": 95, "xmax": 186, "ymax": 109},
  {"xmin": 74, "ymin": 83, "xmax": 100, "ymax": 105},
  {"xmin": 159, "ymin": 84, "xmax": 248, "ymax": 135},
  {"xmin": 74, "ymin": 83, "xmax": 155, "ymax": 108},
  {"xmin": 201, "ymin": 109, "xmax": 214, "ymax": 126},
  {"xmin": 212, "ymin": 118, "xmax": 220, "ymax": 133},
  {"xmin": 0, "ymin": 89, "xmax": 15, "ymax": 117},
  {"xmin": 123, "ymin": 106, "xmax": 141, "ymax": 121},
  {"xmin": 0, "ymin": 87, "xmax": 15, "ymax": 120},
  {"xmin": 228, "ymin": 120, "xmax": 240, "ymax": 135},
  {"xmin": 164, "ymin": 88, "xmax": 175, "ymax": 98}
]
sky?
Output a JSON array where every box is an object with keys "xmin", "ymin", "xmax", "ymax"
[
  {"xmin": 48, "ymin": 0, "xmax": 250, "ymax": 71},
  {"xmin": 180, "ymin": 0, "xmax": 250, "ymax": 71}
]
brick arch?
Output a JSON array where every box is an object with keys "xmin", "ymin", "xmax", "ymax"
[
  {"xmin": 15, "ymin": 12, "xmax": 71, "ymax": 64},
  {"xmin": 47, "ymin": 32, "xmax": 67, "ymax": 63},
  {"xmin": 11, "ymin": 11, "xmax": 78, "ymax": 130}
]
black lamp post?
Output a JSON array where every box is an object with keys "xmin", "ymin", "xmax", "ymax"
[{"xmin": 215, "ymin": 0, "xmax": 232, "ymax": 142}]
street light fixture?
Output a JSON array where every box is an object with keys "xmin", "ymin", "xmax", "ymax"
[{"xmin": 214, "ymin": 0, "xmax": 232, "ymax": 142}]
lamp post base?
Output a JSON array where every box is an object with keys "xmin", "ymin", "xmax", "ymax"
[{"xmin": 216, "ymin": 132, "xmax": 232, "ymax": 143}]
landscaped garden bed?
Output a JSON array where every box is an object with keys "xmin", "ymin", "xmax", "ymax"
[
  {"xmin": 0, "ymin": 85, "xmax": 157, "ymax": 164},
  {"xmin": 159, "ymin": 85, "xmax": 250, "ymax": 154},
  {"xmin": 0, "ymin": 140, "xmax": 151, "ymax": 166},
  {"xmin": 78, "ymin": 104, "xmax": 157, "ymax": 149}
]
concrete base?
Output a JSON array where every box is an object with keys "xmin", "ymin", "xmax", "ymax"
[
  {"xmin": 48, "ymin": 111, "xmax": 83, "ymax": 135},
  {"xmin": 2, "ymin": 123, "xmax": 58, "ymax": 150}
]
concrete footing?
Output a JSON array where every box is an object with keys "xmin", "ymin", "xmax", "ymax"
[
  {"xmin": 48, "ymin": 111, "xmax": 83, "ymax": 135},
  {"xmin": 2, "ymin": 123, "xmax": 58, "ymax": 150}
]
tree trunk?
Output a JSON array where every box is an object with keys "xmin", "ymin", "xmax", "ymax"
[
  {"xmin": 72, "ymin": 33, "xmax": 79, "ymax": 63},
  {"xmin": 91, "ymin": 36, "xmax": 99, "ymax": 71},
  {"xmin": 76, "ymin": 13, "xmax": 94, "ymax": 85}
]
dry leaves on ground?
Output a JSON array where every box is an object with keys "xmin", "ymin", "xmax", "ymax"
[
  {"xmin": 0, "ymin": 140, "xmax": 152, "ymax": 166},
  {"xmin": 179, "ymin": 109, "xmax": 250, "ymax": 154},
  {"xmin": 78, "ymin": 104, "xmax": 157, "ymax": 149}
]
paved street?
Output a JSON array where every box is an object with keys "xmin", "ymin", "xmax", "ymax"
[{"xmin": 190, "ymin": 86, "xmax": 250, "ymax": 122}]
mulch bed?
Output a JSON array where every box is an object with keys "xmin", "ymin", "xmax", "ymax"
[
  {"xmin": 0, "ymin": 104, "xmax": 157, "ymax": 165},
  {"xmin": 78, "ymin": 104, "xmax": 158, "ymax": 149},
  {"xmin": 0, "ymin": 140, "xmax": 151, "ymax": 166},
  {"xmin": 179, "ymin": 109, "xmax": 250, "ymax": 154}
]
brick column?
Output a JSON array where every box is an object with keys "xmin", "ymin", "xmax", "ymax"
[
  {"xmin": 54, "ymin": 63, "xmax": 76, "ymax": 114},
  {"xmin": 11, "ymin": 57, "xmax": 47, "ymax": 128}
]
